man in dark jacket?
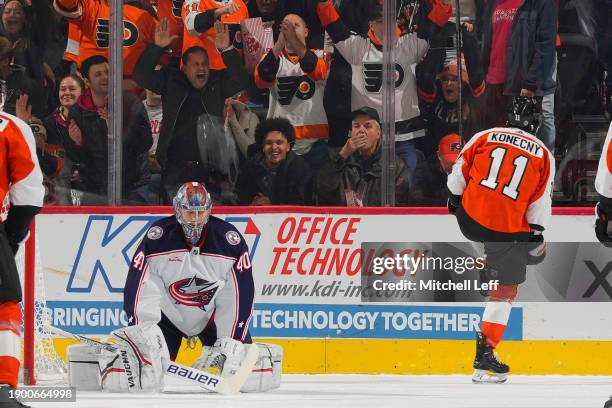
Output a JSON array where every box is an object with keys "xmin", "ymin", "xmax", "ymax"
[
  {"xmin": 237, "ymin": 117, "xmax": 312, "ymax": 205},
  {"xmin": 66, "ymin": 55, "xmax": 152, "ymax": 205},
  {"xmin": 134, "ymin": 18, "xmax": 248, "ymax": 204},
  {"xmin": 477, "ymin": 0, "xmax": 557, "ymax": 132},
  {"xmin": 316, "ymin": 106, "xmax": 410, "ymax": 206}
]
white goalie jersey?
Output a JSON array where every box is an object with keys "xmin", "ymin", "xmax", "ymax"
[{"xmin": 123, "ymin": 215, "xmax": 255, "ymax": 340}]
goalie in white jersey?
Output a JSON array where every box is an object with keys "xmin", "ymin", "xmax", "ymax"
[
  {"xmin": 98, "ymin": 182, "xmax": 279, "ymax": 393},
  {"xmin": 595, "ymin": 124, "xmax": 612, "ymax": 247}
]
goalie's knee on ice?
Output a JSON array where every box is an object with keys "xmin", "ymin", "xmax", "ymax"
[{"xmin": 241, "ymin": 343, "xmax": 283, "ymax": 393}]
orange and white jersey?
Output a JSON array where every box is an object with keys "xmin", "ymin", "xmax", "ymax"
[
  {"xmin": 54, "ymin": 0, "xmax": 156, "ymax": 76},
  {"xmin": 0, "ymin": 112, "xmax": 44, "ymax": 213},
  {"xmin": 182, "ymin": 0, "xmax": 248, "ymax": 69},
  {"xmin": 448, "ymin": 127, "xmax": 555, "ymax": 233},
  {"xmin": 255, "ymin": 50, "xmax": 330, "ymax": 154},
  {"xmin": 595, "ymin": 124, "xmax": 612, "ymax": 200}
]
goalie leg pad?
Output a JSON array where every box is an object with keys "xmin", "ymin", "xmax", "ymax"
[
  {"xmin": 241, "ymin": 343, "xmax": 283, "ymax": 393},
  {"xmin": 67, "ymin": 344, "xmax": 102, "ymax": 391},
  {"xmin": 98, "ymin": 324, "xmax": 168, "ymax": 393}
]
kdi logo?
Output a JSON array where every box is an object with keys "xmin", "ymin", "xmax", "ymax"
[{"xmin": 67, "ymin": 215, "xmax": 262, "ymax": 294}]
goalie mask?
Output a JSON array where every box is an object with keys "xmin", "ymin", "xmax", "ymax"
[{"xmin": 173, "ymin": 182, "xmax": 212, "ymax": 245}]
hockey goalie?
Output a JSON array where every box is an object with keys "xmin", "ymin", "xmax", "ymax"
[{"xmin": 93, "ymin": 182, "xmax": 281, "ymax": 393}]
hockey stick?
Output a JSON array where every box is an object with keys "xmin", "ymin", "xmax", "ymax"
[{"xmin": 45, "ymin": 325, "xmax": 258, "ymax": 395}]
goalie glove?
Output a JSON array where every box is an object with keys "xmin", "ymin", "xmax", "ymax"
[
  {"xmin": 98, "ymin": 325, "xmax": 167, "ymax": 393},
  {"xmin": 526, "ymin": 228, "xmax": 546, "ymax": 265},
  {"xmin": 595, "ymin": 202, "xmax": 612, "ymax": 247},
  {"xmin": 194, "ymin": 337, "xmax": 247, "ymax": 378}
]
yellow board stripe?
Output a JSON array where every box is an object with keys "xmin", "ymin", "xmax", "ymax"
[{"xmin": 51, "ymin": 338, "xmax": 612, "ymax": 375}]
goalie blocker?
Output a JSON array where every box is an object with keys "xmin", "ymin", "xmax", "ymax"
[{"xmin": 67, "ymin": 341, "xmax": 282, "ymax": 393}]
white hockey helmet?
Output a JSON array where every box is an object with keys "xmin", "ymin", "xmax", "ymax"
[{"xmin": 173, "ymin": 182, "xmax": 212, "ymax": 245}]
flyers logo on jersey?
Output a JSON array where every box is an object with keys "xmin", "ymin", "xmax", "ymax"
[
  {"xmin": 172, "ymin": 0, "xmax": 184, "ymax": 18},
  {"xmin": 95, "ymin": 19, "xmax": 139, "ymax": 48},
  {"xmin": 169, "ymin": 276, "xmax": 220, "ymax": 308},
  {"xmin": 277, "ymin": 76, "xmax": 316, "ymax": 105},
  {"xmin": 363, "ymin": 63, "xmax": 405, "ymax": 93}
]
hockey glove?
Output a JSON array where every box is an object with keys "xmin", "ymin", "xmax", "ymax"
[
  {"xmin": 194, "ymin": 337, "xmax": 247, "ymax": 378},
  {"xmin": 526, "ymin": 230, "xmax": 546, "ymax": 265},
  {"xmin": 447, "ymin": 193, "xmax": 461, "ymax": 215},
  {"xmin": 595, "ymin": 202, "xmax": 612, "ymax": 248}
]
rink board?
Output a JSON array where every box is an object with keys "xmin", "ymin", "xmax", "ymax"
[{"xmin": 35, "ymin": 206, "xmax": 612, "ymax": 374}]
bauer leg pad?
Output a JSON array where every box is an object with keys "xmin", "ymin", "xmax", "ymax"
[{"xmin": 241, "ymin": 343, "xmax": 283, "ymax": 393}]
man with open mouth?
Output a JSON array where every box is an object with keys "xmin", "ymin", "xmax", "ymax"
[{"xmin": 134, "ymin": 18, "xmax": 248, "ymax": 205}]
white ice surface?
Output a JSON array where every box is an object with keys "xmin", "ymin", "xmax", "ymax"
[{"xmin": 29, "ymin": 375, "xmax": 612, "ymax": 408}]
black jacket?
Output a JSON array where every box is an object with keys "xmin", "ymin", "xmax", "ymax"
[
  {"xmin": 237, "ymin": 151, "xmax": 313, "ymax": 205},
  {"xmin": 133, "ymin": 43, "xmax": 248, "ymax": 169},
  {"xmin": 316, "ymin": 145, "xmax": 410, "ymax": 206},
  {"xmin": 480, "ymin": 0, "xmax": 557, "ymax": 95},
  {"xmin": 66, "ymin": 90, "xmax": 152, "ymax": 196}
]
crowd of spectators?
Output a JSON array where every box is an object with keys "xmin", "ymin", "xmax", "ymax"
[{"xmin": 1, "ymin": 0, "xmax": 608, "ymax": 207}]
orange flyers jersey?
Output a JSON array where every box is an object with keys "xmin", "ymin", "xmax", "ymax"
[
  {"xmin": 448, "ymin": 127, "xmax": 555, "ymax": 233},
  {"xmin": 182, "ymin": 0, "xmax": 248, "ymax": 69},
  {"xmin": 254, "ymin": 50, "xmax": 330, "ymax": 154},
  {"xmin": 54, "ymin": 0, "xmax": 156, "ymax": 76},
  {"xmin": 595, "ymin": 124, "xmax": 612, "ymax": 199},
  {"xmin": 0, "ymin": 112, "xmax": 44, "ymax": 213},
  {"xmin": 64, "ymin": 21, "xmax": 82, "ymax": 63},
  {"xmin": 157, "ymin": 0, "xmax": 185, "ymax": 58}
]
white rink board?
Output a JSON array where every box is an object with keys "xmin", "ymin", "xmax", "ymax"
[{"xmin": 34, "ymin": 211, "xmax": 611, "ymax": 341}]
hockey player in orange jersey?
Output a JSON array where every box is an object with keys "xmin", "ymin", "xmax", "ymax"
[
  {"xmin": 0, "ymin": 113, "xmax": 44, "ymax": 407},
  {"xmin": 182, "ymin": 0, "xmax": 248, "ymax": 69},
  {"xmin": 596, "ymin": 125, "xmax": 612, "ymax": 408},
  {"xmin": 595, "ymin": 124, "xmax": 612, "ymax": 247},
  {"xmin": 53, "ymin": 0, "xmax": 157, "ymax": 78},
  {"xmin": 447, "ymin": 97, "xmax": 555, "ymax": 383}
]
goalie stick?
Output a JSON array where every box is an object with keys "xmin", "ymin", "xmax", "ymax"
[{"xmin": 45, "ymin": 325, "xmax": 258, "ymax": 395}]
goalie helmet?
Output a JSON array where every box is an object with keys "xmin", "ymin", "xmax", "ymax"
[
  {"xmin": 507, "ymin": 96, "xmax": 541, "ymax": 134},
  {"xmin": 173, "ymin": 182, "xmax": 212, "ymax": 245}
]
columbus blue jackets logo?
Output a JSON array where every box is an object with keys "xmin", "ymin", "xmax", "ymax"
[
  {"xmin": 169, "ymin": 276, "xmax": 220, "ymax": 308},
  {"xmin": 277, "ymin": 76, "xmax": 316, "ymax": 105},
  {"xmin": 96, "ymin": 19, "xmax": 139, "ymax": 48},
  {"xmin": 147, "ymin": 226, "xmax": 163, "ymax": 240},
  {"xmin": 363, "ymin": 63, "xmax": 405, "ymax": 93}
]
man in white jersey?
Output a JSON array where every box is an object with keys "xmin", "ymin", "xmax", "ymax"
[
  {"xmin": 316, "ymin": 0, "xmax": 451, "ymax": 183},
  {"xmin": 255, "ymin": 13, "xmax": 330, "ymax": 169}
]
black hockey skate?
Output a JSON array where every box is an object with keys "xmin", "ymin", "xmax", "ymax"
[
  {"xmin": 472, "ymin": 332, "xmax": 509, "ymax": 384},
  {"xmin": 0, "ymin": 385, "xmax": 30, "ymax": 408}
]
